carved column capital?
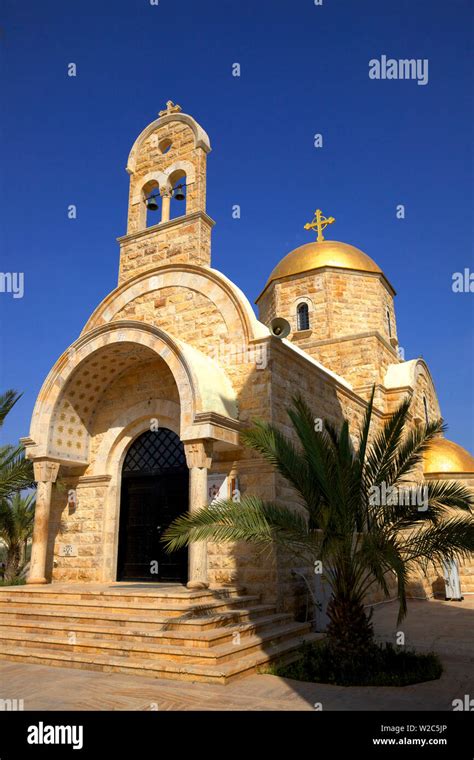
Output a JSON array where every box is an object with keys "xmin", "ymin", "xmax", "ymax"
[
  {"xmin": 184, "ymin": 440, "xmax": 213, "ymax": 470},
  {"xmin": 33, "ymin": 459, "xmax": 60, "ymax": 484}
]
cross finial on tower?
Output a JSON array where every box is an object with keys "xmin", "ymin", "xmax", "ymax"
[
  {"xmin": 304, "ymin": 208, "xmax": 335, "ymax": 242},
  {"xmin": 158, "ymin": 100, "xmax": 182, "ymax": 118}
]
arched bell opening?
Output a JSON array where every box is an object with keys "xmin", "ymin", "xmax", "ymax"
[
  {"xmin": 168, "ymin": 168, "xmax": 187, "ymax": 220},
  {"xmin": 117, "ymin": 428, "xmax": 189, "ymax": 583},
  {"xmin": 142, "ymin": 179, "xmax": 161, "ymax": 228}
]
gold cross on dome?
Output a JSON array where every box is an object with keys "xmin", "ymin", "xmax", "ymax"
[
  {"xmin": 304, "ymin": 208, "xmax": 335, "ymax": 242},
  {"xmin": 158, "ymin": 100, "xmax": 182, "ymax": 118}
]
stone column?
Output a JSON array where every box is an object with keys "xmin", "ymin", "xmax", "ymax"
[
  {"xmin": 184, "ymin": 440, "xmax": 213, "ymax": 589},
  {"xmin": 27, "ymin": 460, "xmax": 60, "ymax": 585},
  {"xmin": 160, "ymin": 188, "xmax": 171, "ymax": 224}
]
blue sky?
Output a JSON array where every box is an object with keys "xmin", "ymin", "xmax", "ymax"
[{"xmin": 1, "ymin": 0, "xmax": 473, "ymax": 451}]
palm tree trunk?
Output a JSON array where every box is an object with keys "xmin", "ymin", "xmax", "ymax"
[
  {"xmin": 21, "ymin": 538, "xmax": 27, "ymax": 565},
  {"xmin": 4, "ymin": 544, "xmax": 21, "ymax": 582},
  {"xmin": 326, "ymin": 592, "xmax": 375, "ymax": 661}
]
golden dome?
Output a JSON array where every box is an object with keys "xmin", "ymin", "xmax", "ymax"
[
  {"xmin": 423, "ymin": 438, "xmax": 474, "ymax": 475},
  {"xmin": 263, "ymin": 240, "xmax": 382, "ymax": 289}
]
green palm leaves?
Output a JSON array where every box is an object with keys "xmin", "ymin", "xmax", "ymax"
[
  {"xmin": 0, "ymin": 389, "xmax": 35, "ymax": 582},
  {"xmin": 163, "ymin": 387, "xmax": 474, "ymax": 632},
  {"xmin": 0, "ymin": 390, "xmax": 34, "ymax": 500}
]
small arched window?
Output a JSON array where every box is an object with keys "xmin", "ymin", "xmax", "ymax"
[
  {"xmin": 386, "ymin": 307, "xmax": 392, "ymax": 338},
  {"xmin": 423, "ymin": 396, "xmax": 429, "ymax": 426},
  {"xmin": 297, "ymin": 302, "xmax": 310, "ymax": 331}
]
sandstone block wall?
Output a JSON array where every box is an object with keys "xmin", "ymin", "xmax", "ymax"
[
  {"xmin": 257, "ymin": 268, "xmax": 398, "ymax": 391},
  {"xmin": 257, "ymin": 268, "xmax": 397, "ymax": 343},
  {"xmin": 118, "ymin": 215, "xmax": 213, "ymax": 284}
]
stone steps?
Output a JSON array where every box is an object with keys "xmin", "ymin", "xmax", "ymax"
[
  {"xmin": 0, "ymin": 593, "xmax": 260, "ymax": 617},
  {"xmin": 0, "ymin": 621, "xmax": 310, "ymax": 666},
  {"xmin": 0, "ymin": 586, "xmax": 243, "ymax": 606},
  {"xmin": 0, "ymin": 633, "xmax": 319, "ymax": 684},
  {"xmin": 0, "ymin": 603, "xmax": 276, "ymax": 631},
  {"xmin": 0, "ymin": 585, "xmax": 314, "ymax": 683},
  {"xmin": 0, "ymin": 612, "xmax": 294, "ymax": 647}
]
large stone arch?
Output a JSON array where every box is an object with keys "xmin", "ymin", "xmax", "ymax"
[
  {"xmin": 25, "ymin": 321, "xmax": 239, "ymax": 466},
  {"xmin": 81, "ymin": 263, "xmax": 269, "ymax": 346}
]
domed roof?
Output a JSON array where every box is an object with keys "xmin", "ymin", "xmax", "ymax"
[
  {"xmin": 423, "ymin": 438, "xmax": 474, "ymax": 475},
  {"xmin": 263, "ymin": 240, "xmax": 382, "ymax": 289}
]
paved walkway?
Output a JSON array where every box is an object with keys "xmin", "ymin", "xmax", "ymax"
[{"xmin": 1, "ymin": 598, "xmax": 472, "ymax": 711}]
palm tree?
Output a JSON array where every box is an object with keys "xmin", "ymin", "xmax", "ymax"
[
  {"xmin": 0, "ymin": 492, "xmax": 36, "ymax": 581},
  {"xmin": 0, "ymin": 390, "xmax": 34, "ymax": 500},
  {"xmin": 163, "ymin": 389, "xmax": 474, "ymax": 661}
]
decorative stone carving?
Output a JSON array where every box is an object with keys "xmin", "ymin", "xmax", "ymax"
[
  {"xmin": 33, "ymin": 459, "xmax": 60, "ymax": 484},
  {"xmin": 184, "ymin": 440, "xmax": 213, "ymax": 470}
]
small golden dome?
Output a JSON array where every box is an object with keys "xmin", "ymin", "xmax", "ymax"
[
  {"xmin": 423, "ymin": 438, "xmax": 474, "ymax": 475},
  {"xmin": 263, "ymin": 240, "xmax": 383, "ymax": 290}
]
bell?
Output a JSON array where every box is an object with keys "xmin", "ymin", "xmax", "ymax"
[
  {"xmin": 146, "ymin": 195, "xmax": 159, "ymax": 211},
  {"xmin": 173, "ymin": 184, "xmax": 185, "ymax": 201}
]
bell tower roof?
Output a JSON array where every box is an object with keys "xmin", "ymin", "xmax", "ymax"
[{"xmin": 126, "ymin": 102, "xmax": 211, "ymax": 175}]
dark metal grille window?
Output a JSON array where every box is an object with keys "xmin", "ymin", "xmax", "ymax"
[
  {"xmin": 297, "ymin": 302, "xmax": 310, "ymax": 331},
  {"xmin": 123, "ymin": 429, "xmax": 186, "ymax": 475}
]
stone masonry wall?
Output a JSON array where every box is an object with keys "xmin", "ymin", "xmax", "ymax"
[
  {"xmin": 311, "ymin": 334, "xmax": 399, "ymax": 390},
  {"xmin": 118, "ymin": 215, "xmax": 212, "ymax": 284},
  {"xmin": 257, "ymin": 269, "xmax": 397, "ymax": 343},
  {"xmin": 257, "ymin": 268, "xmax": 398, "ymax": 390}
]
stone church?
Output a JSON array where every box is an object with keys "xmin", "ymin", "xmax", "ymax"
[{"xmin": 21, "ymin": 102, "xmax": 474, "ymax": 611}]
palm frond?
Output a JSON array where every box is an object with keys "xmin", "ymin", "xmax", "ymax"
[
  {"xmin": 0, "ymin": 445, "xmax": 35, "ymax": 499},
  {"xmin": 0, "ymin": 390, "xmax": 22, "ymax": 428},
  {"xmin": 363, "ymin": 397, "xmax": 412, "ymax": 488},
  {"xmin": 242, "ymin": 422, "xmax": 315, "ymax": 512},
  {"xmin": 389, "ymin": 419, "xmax": 446, "ymax": 485},
  {"xmin": 162, "ymin": 496, "xmax": 317, "ymax": 558},
  {"xmin": 0, "ymin": 491, "xmax": 35, "ymax": 546},
  {"xmin": 402, "ymin": 515, "xmax": 474, "ymax": 568}
]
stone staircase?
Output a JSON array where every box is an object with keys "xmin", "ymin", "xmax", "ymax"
[{"xmin": 0, "ymin": 584, "xmax": 317, "ymax": 684}]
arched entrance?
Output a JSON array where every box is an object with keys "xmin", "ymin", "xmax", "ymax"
[{"xmin": 117, "ymin": 428, "xmax": 189, "ymax": 583}]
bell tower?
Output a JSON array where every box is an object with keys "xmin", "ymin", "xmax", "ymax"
[{"xmin": 118, "ymin": 102, "xmax": 214, "ymax": 284}]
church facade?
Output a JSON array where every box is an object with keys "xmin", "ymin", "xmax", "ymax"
[{"xmin": 22, "ymin": 103, "xmax": 474, "ymax": 609}]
